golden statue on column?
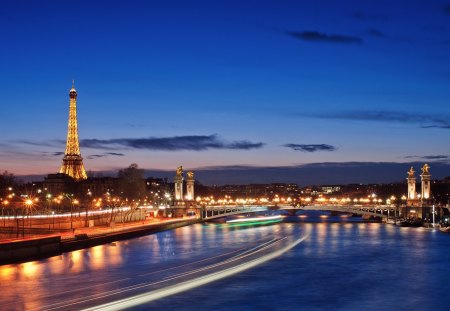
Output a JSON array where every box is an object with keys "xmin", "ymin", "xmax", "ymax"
[{"xmin": 174, "ymin": 166, "xmax": 184, "ymax": 201}]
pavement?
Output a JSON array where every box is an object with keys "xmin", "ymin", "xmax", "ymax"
[
  {"xmin": 0, "ymin": 217, "xmax": 194, "ymax": 243},
  {"xmin": 61, "ymin": 217, "xmax": 195, "ymax": 240}
]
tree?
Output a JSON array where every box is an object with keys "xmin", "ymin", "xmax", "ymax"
[
  {"xmin": 117, "ymin": 164, "xmax": 146, "ymax": 201},
  {"xmin": 0, "ymin": 171, "xmax": 17, "ymax": 195}
]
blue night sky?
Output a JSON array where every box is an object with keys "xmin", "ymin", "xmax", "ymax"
[{"xmin": 1, "ymin": 0, "xmax": 450, "ymax": 184}]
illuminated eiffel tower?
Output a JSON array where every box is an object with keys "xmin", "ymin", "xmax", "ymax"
[{"xmin": 59, "ymin": 81, "xmax": 88, "ymax": 180}]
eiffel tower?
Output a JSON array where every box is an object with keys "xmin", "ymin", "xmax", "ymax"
[{"xmin": 59, "ymin": 81, "xmax": 88, "ymax": 180}]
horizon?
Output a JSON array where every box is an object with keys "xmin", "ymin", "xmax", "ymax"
[
  {"xmin": 1, "ymin": 0, "xmax": 450, "ymax": 184},
  {"xmin": 14, "ymin": 161, "xmax": 450, "ymax": 187}
]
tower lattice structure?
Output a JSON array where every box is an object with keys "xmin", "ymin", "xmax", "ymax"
[{"xmin": 59, "ymin": 81, "xmax": 88, "ymax": 180}]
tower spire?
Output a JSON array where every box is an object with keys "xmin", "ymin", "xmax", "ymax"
[{"xmin": 59, "ymin": 81, "xmax": 88, "ymax": 180}]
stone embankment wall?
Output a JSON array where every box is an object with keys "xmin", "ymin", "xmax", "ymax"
[
  {"xmin": 0, "ymin": 219, "xmax": 199, "ymax": 264},
  {"xmin": 0, "ymin": 236, "xmax": 61, "ymax": 263}
]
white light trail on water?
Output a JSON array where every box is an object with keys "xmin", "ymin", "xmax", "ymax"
[
  {"xmin": 42, "ymin": 238, "xmax": 286, "ymax": 311},
  {"xmin": 226, "ymin": 215, "xmax": 283, "ymax": 223},
  {"xmin": 82, "ymin": 233, "xmax": 309, "ymax": 311}
]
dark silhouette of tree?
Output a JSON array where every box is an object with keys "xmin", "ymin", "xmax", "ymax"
[
  {"xmin": 0, "ymin": 171, "xmax": 17, "ymax": 194},
  {"xmin": 117, "ymin": 164, "xmax": 146, "ymax": 201}
]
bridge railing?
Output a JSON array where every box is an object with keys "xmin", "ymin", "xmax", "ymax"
[
  {"xmin": 280, "ymin": 205, "xmax": 390, "ymax": 218},
  {"xmin": 201, "ymin": 204, "xmax": 395, "ymax": 220},
  {"xmin": 202, "ymin": 205, "xmax": 268, "ymax": 220}
]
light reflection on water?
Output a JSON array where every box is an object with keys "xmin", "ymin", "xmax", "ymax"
[{"xmin": 0, "ymin": 221, "xmax": 449, "ymax": 311}]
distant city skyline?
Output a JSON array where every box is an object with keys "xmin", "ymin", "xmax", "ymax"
[{"xmin": 1, "ymin": 1, "xmax": 450, "ymax": 184}]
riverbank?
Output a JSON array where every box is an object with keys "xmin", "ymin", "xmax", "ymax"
[
  {"xmin": 0, "ymin": 218, "xmax": 199, "ymax": 265},
  {"xmin": 0, "ymin": 215, "xmax": 432, "ymax": 265}
]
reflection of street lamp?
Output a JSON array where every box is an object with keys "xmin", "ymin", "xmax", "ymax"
[{"xmin": 432, "ymin": 204, "xmax": 436, "ymax": 228}]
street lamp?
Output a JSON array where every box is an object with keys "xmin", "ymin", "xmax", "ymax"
[
  {"xmin": 73, "ymin": 199, "xmax": 79, "ymax": 218},
  {"xmin": 69, "ymin": 198, "xmax": 77, "ymax": 231},
  {"xmin": 1, "ymin": 200, "xmax": 9, "ymax": 226},
  {"xmin": 24, "ymin": 199, "xmax": 33, "ymax": 237}
]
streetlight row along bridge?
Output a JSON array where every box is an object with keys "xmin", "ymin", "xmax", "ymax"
[{"xmin": 201, "ymin": 204, "xmax": 392, "ymax": 220}]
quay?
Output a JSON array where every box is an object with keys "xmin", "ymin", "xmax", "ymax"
[{"xmin": 0, "ymin": 218, "xmax": 199, "ymax": 265}]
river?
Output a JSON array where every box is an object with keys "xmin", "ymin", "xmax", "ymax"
[{"xmin": 1, "ymin": 214, "xmax": 450, "ymax": 310}]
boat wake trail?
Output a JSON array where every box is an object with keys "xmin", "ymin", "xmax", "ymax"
[{"xmin": 81, "ymin": 232, "xmax": 310, "ymax": 311}]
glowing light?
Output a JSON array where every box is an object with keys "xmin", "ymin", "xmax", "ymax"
[
  {"xmin": 81, "ymin": 234, "xmax": 309, "ymax": 311},
  {"xmin": 22, "ymin": 262, "xmax": 40, "ymax": 278},
  {"xmin": 226, "ymin": 215, "xmax": 283, "ymax": 224}
]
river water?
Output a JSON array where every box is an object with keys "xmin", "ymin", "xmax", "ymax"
[{"xmin": 1, "ymin": 214, "xmax": 450, "ymax": 310}]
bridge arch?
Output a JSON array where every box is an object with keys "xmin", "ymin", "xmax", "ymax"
[
  {"xmin": 277, "ymin": 205, "xmax": 388, "ymax": 219},
  {"xmin": 202, "ymin": 205, "xmax": 268, "ymax": 220}
]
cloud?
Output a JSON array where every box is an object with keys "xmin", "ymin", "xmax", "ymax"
[
  {"xmin": 40, "ymin": 151, "xmax": 65, "ymax": 157},
  {"xmin": 12, "ymin": 135, "xmax": 264, "ymax": 152},
  {"xmin": 445, "ymin": 4, "xmax": 450, "ymax": 15},
  {"xmin": 308, "ymin": 110, "xmax": 450, "ymax": 128},
  {"xmin": 87, "ymin": 154, "xmax": 106, "ymax": 159},
  {"xmin": 141, "ymin": 161, "xmax": 450, "ymax": 186},
  {"xmin": 86, "ymin": 152, "xmax": 125, "ymax": 160},
  {"xmin": 366, "ymin": 28, "xmax": 385, "ymax": 38},
  {"xmin": 404, "ymin": 155, "xmax": 449, "ymax": 160},
  {"xmin": 421, "ymin": 124, "xmax": 450, "ymax": 129},
  {"xmin": 105, "ymin": 152, "xmax": 125, "ymax": 156},
  {"xmin": 352, "ymin": 11, "xmax": 388, "ymax": 21},
  {"xmin": 17, "ymin": 162, "xmax": 450, "ymax": 186},
  {"xmin": 13, "ymin": 139, "xmax": 64, "ymax": 148},
  {"xmin": 285, "ymin": 31, "xmax": 363, "ymax": 44},
  {"xmin": 283, "ymin": 144, "xmax": 337, "ymax": 152},
  {"xmin": 80, "ymin": 135, "xmax": 265, "ymax": 151}
]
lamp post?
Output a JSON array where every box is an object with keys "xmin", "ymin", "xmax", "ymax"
[
  {"xmin": 72, "ymin": 199, "xmax": 79, "ymax": 230},
  {"xmin": 24, "ymin": 199, "xmax": 33, "ymax": 237},
  {"xmin": 70, "ymin": 199, "xmax": 73, "ymax": 231},
  {"xmin": 86, "ymin": 191, "xmax": 92, "ymax": 227},
  {"xmin": 2, "ymin": 200, "xmax": 9, "ymax": 227}
]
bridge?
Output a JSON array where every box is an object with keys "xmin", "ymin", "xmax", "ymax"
[
  {"xmin": 202, "ymin": 205, "xmax": 268, "ymax": 220},
  {"xmin": 279, "ymin": 205, "xmax": 390, "ymax": 219},
  {"xmin": 201, "ymin": 204, "xmax": 393, "ymax": 220}
]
